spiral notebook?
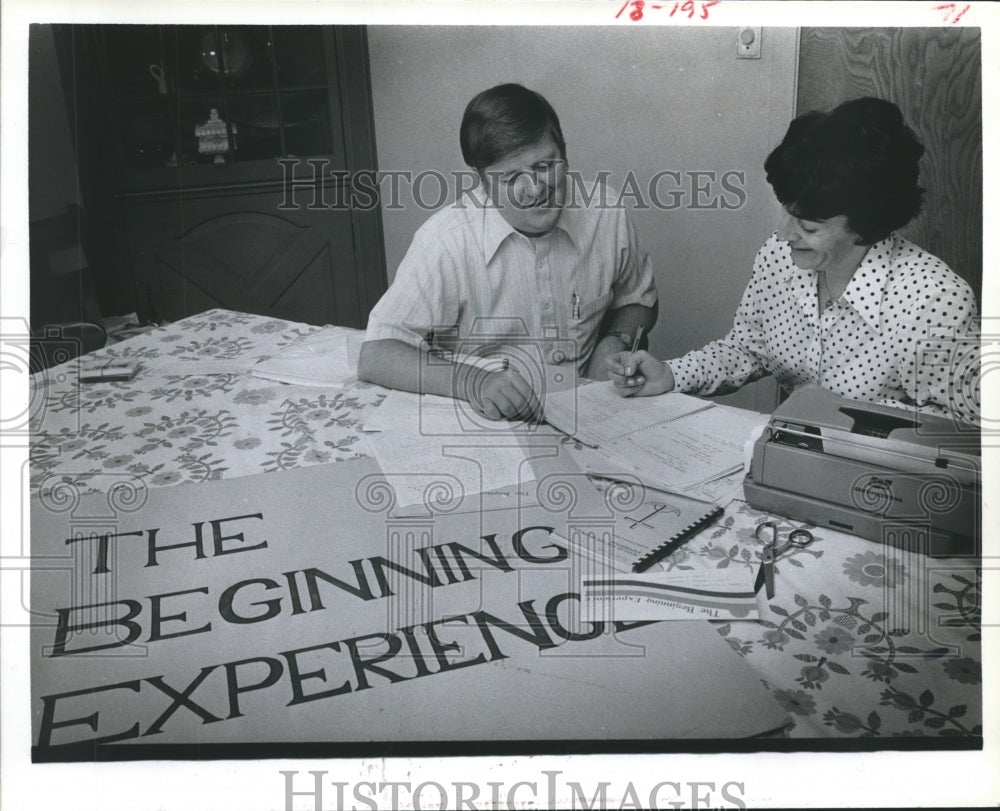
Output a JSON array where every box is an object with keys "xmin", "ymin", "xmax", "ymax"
[
  {"xmin": 632, "ymin": 504, "xmax": 724, "ymax": 571},
  {"xmin": 558, "ymin": 480, "xmax": 725, "ymax": 574}
]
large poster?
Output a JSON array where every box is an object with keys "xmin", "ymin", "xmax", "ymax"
[{"xmin": 31, "ymin": 455, "xmax": 788, "ymax": 756}]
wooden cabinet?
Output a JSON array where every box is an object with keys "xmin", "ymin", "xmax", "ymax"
[{"xmin": 54, "ymin": 24, "xmax": 386, "ymax": 327}]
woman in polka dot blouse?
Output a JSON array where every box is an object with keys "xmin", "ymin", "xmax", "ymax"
[{"xmin": 607, "ymin": 97, "xmax": 979, "ymax": 426}]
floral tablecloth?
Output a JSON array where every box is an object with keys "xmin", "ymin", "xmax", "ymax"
[{"xmin": 29, "ymin": 308, "xmax": 982, "ymax": 742}]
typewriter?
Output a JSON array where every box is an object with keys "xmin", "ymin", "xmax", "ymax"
[{"xmin": 743, "ymin": 387, "xmax": 980, "ymax": 556}]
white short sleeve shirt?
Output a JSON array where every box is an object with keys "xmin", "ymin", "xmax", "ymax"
[{"xmin": 364, "ymin": 187, "xmax": 657, "ymax": 376}]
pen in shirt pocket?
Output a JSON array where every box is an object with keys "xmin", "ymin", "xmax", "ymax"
[{"xmin": 571, "ymin": 293, "xmax": 581, "ymax": 320}]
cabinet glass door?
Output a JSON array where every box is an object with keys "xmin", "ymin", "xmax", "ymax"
[{"xmin": 103, "ymin": 24, "xmax": 342, "ymax": 187}]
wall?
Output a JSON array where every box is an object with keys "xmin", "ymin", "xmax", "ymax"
[
  {"xmin": 797, "ymin": 27, "xmax": 982, "ymax": 301},
  {"xmin": 367, "ymin": 26, "xmax": 798, "ymax": 410}
]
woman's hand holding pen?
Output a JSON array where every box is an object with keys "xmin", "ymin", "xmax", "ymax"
[{"xmin": 606, "ymin": 350, "xmax": 675, "ymax": 397}]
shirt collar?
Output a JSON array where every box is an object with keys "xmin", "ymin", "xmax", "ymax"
[
  {"xmin": 777, "ymin": 232, "xmax": 895, "ymax": 331},
  {"xmin": 840, "ymin": 235, "xmax": 895, "ymax": 332},
  {"xmin": 475, "ymin": 187, "xmax": 578, "ymax": 265},
  {"xmin": 777, "ymin": 238, "xmax": 815, "ymax": 288}
]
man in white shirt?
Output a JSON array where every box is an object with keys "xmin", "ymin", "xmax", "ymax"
[{"xmin": 358, "ymin": 83, "xmax": 658, "ymax": 421}]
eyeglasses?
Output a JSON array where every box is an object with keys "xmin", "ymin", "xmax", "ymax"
[
  {"xmin": 490, "ymin": 158, "xmax": 567, "ymax": 191},
  {"xmin": 753, "ymin": 521, "xmax": 814, "ymax": 599},
  {"xmin": 494, "ymin": 158, "xmax": 566, "ymax": 186}
]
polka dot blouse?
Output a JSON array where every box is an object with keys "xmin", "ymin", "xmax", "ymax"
[{"xmin": 668, "ymin": 232, "xmax": 980, "ymax": 425}]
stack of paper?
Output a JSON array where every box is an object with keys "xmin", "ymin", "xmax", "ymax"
[
  {"xmin": 543, "ymin": 381, "xmax": 711, "ymax": 447},
  {"xmin": 599, "ymin": 403, "xmax": 770, "ymax": 493},
  {"xmin": 250, "ymin": 327, "xmax": 361, "ymax": 387},
  {"xmin": 364, "ymin": 430, "xmax": 538, "ymax": 509},
  {"xmin": 362, "ymin": 389, "xmax": 555, "ymax": 510},
  {"xmin": 362, "ymin": 390, "xmax": 456, "ymax": 433},
  {"xmin": 544, "ymin": 381, "xmax": 769, "ymax": 500}
]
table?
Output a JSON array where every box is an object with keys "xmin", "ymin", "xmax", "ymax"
[{"xmin": 29, "ymin": 309, "xmax": 982, "ymax": 743}]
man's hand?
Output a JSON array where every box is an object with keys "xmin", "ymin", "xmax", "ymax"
[
  {"xmin": 463, "ymin": 366, "xmax": 542, "ymax": 421},
  {"xmin": 605, "ymin": 350, "xmax": 674, "ymax": 397}
]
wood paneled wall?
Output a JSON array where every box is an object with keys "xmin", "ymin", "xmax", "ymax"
[{"xmin": 796, "ymin": 27, "xmax": 982, "ymax": 301}]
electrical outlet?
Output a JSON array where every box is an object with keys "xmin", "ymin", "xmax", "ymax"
[{"xmin": 737, "ymin": 27, "xmax": 762, "ymax": 59}]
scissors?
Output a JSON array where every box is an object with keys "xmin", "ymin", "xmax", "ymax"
[{"xmin": 753, "ymin": 521, "xmax": 814, "ymax": 599}]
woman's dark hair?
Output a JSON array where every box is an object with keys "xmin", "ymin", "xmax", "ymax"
[
  {"xmin": 764, "ymin": 97, "xmax": 925, "ymax": 244},
  {"xmin": 460, "ymin": 83, "xmax": 566, "ymax": 171}
]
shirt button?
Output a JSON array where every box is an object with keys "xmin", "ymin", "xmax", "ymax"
[{"xmin": 542, "ymin": 302, "xmax": 550, "ymax": 310}]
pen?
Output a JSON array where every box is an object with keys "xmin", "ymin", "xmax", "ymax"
[
  {"xmin": 625, "ymin": 325, "xmax": 644, "ymax": 377},
  {"xmin": 572, "ymin": 293, "xmax": 581, "ymax": 320}
]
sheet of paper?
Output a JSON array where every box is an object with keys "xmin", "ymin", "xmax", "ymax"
[
  {"xmin": 250, "ymin": 327, "xmax": 361, "ymax": 387},
  {"xmin": 684, "ymin": 467, "xmax": 749, "ymax": 506},
  {"xmin": 364, "ymin": 429, "xmax": 536, "ymax": 508},
  {"xmin": 581, "ymin": 566, "xmax": 759, "ymax": 621},
  {"xmin": 129, "ymin": 361, "xmax": 256, "ymax": 376},
  {"xmin": 601, "ymin": 403, "xmax": 770, "ymax": 491},
  {"xmin": 362, "ymin": 389, "xmax": 455, "ymax": 432},
  {"xmin": 560, "ymin": 415, "xmax": 758, "ymax": 506},
  {"xmin": 563, "ymin": 440, "xmax": 710, "ymax": 499},
  {"xmin": 543, "ymin": 381, "xmax": 711, "ymax": 446}
]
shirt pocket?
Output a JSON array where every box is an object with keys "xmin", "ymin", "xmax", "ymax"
[{"xmin": 567, "ymin": 291, "xmax": 613, "ymax": 360}]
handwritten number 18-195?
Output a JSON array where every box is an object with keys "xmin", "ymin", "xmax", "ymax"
[
  {"xmin": 616, "ymin": 0, "xmax": 721, "ymax": 21},
  {"xmin": 935, "ymin": 3, "xmax": 970, "ymax": 24}
]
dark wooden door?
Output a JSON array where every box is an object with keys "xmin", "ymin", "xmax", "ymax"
[
  {"xmin": 122, "ymin": 185, "xmax": 377, "ymax": 328},
  {"xmin": 796, "ymin": 27, "xmax": 982, "ymax": 301},
  {"xmin": 54, "ymin": 24, "xmax": 386, "ymax": 327}
]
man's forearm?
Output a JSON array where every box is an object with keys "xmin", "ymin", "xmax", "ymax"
[
  {"xmin": 357, "ymin": 338, "xmax": 541, "ymax": 421},
  {"xmin": 357, "ymin": 338, "xmax": 472, "ymax": 399}
]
